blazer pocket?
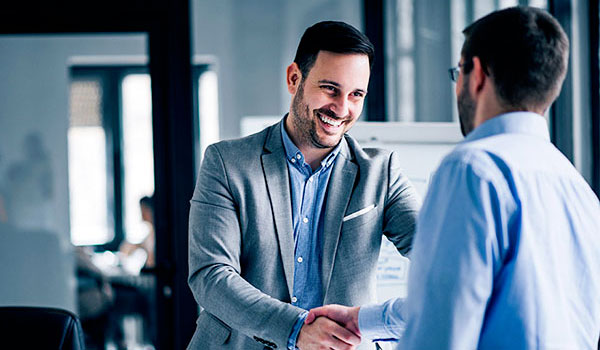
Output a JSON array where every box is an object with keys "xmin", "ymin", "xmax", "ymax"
[
  {"xmin": 341, "ymin": 204, "xmax": 378, "ymax": 231},
  {"xmin": 197, "ymin": 311, "xmax": 232, "ymax": 345}
]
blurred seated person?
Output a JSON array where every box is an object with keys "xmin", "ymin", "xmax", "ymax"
[
  {"xmin": 76, "ymin": 246, "xmax": 114, "ymax": 350},
  {"xmin": 119, "ymin": 195, "xmax": 155, "ymax": 269},
  {"xmin": 111, "ymin": 195, "xmax": 156, "ymax": 348}
]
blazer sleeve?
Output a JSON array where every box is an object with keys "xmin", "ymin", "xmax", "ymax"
[
  {"xmin": 188, "ymin": 144, "xmax": 305, "ymax": 348},
  {"xmin": 383, "ymin": 151, "xmax": 421, "ymax": 256}
]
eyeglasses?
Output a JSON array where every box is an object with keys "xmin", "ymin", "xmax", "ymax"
[{"xmin": 448, "ymin": 63, "xmax": 463, "ymax": 83}]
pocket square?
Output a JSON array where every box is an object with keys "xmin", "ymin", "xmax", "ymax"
[{"xmin": 343, "ymin": 204, "xmax": 376, "ymax": 222}]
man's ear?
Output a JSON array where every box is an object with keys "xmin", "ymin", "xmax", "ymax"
[
  {"xmin": 287, "ymin": 62, "xmax": 303, "ymax": 94},
  {"xmin": 470, "ymin": 57, "xmax": 487, "ymax": 96}
]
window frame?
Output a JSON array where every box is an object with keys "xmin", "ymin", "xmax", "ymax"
[{"xmin": 590, "ymin": 0, "xmax": 600, "ymax": 197}]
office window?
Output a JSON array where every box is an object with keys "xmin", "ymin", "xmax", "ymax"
[
  {"xmin": 195, "ymin": 66, "xmax": 220, "ymax": 162},
  {"xmin": 68, "ymin": 64, "xmax": 216, "ymax": 246},
  {"xmin": 384, "ymin": 0, "xmax": 548, "ymax": 122},
  {"xmin": 121, "ymin": 74, "xmax": 154, "ymax": 244},
  {"xmin": 197, "ymin": 70, "xmax": 219, "ymax": 157},
  {"xmin": 68, "ymin": 78, "xmax": 111, "ymax": 245},
  {"xmin": 68, "ymin": 67, "xmax": 155, "ymax": 246}
]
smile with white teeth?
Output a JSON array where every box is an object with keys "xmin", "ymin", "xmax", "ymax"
[{"xmin": 318, "ymin": 112, "xmax": 342, "ymax": 127}]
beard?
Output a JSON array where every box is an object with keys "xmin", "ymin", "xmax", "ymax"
[
  {"xmin": 457, "ymin": 79, "xmax": 476, "ymax": 137},
  {"xmin": 290, "ymin": 80, "xmax": 341, "ymax": 149}
]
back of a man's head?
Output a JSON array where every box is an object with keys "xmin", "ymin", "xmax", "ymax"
[
  {"xmin": 294, "ymin": 21, "xmax": 374, "ymax": 79},
  {"xmin": 140, "ymin": 195, "xmax": 154, "ymax": 209},
  {"xmin": 461, "ymin": 6, "xmax": 569, "ymax": 112}
]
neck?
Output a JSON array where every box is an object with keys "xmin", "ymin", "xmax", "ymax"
[
  {"xmin": 472, "ymin": 80, "xmax": 548, "ymax": 129},
  {"xmin": 284, "ymin": 115, "xmax": 334, "ymax": 171},
  {"xmin": 474, "ymin": 102, "xmax": 545, "ymax": 129},
  {"xmin": 303, "ymin": 147, "xmax": 333, "ymax": 171}
]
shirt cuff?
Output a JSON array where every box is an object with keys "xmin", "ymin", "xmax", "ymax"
[
  {"xmin": 358, "ymin": 299, "xmax": 405, "ymax": 342},
  {"xmin": 287, "ymin": 311, "xmax": 308, "ymax": 350}
]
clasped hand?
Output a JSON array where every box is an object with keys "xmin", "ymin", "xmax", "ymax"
[{"xmin": 296, "ymin": 304, "xmax": 361, "ymax": 350}]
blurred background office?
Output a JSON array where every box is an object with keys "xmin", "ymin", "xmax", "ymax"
[{"xmin": 0, "ymin": 0, "xmax": 598, "ymax": 349}]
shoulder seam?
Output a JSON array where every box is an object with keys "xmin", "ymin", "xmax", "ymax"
[{"xmin": 209, "ymin": 143, "xmax": 235, "ymax": 200}]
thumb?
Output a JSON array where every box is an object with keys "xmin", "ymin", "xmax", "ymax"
[
  {"xmin": 304, "ymin": 310, "xmax": 316, "ymax": 324},
  {"xmin": 305, "ymin": 306, "xmax": 330, "ymax": 324}
]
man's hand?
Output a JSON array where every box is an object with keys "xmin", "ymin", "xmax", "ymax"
[
  {"xmin": 296, "ymin": 315, "xmax": 361, "ymax": 350},
  {"xmin": 305, "ymin": 304, "xmax": 361, "ymax": 337}
]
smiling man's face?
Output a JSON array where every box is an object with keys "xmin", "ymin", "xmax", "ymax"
[{"xmin": 288, "ymin": 51, "xmax": 370, "ymax": 150}]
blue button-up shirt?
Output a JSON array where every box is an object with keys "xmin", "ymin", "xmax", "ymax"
[
  {"xmin": 359, "ymin": 112, "xmax": 600, "ymax": 349},
  {"xmin": 281, "ymin": 122, "xmax": 343, "ymax": 349}
]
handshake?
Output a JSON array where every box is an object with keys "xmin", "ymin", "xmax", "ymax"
[{"xmin": 296, "ymin": 304, "xmax": 362, "ymax": 350}]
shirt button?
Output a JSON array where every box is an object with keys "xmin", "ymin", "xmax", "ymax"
[
  {"xmin": 308, "ymin": 177, "xmax": 313, "ymax": 182},
  {"xmin": 291, "ymin": 158, "xmax": 296, "ymax": 163},
  {"xmin": 296, "ymin": 154, "xmax": 301, "ymax": 160},
  {"xmin": 291, "ymin": 296, "xmax": 297, "ymax": 303},
  {"xmin": 303, "ymin": 217, "xmax": 308, "ymax": 223},
  {"xmin": 297, "ymin": 257, "xmax": 303, "ymax": 263}
]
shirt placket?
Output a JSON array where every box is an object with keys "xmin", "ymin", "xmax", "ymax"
[{"xmin": 292, "ymin": 165, "xmax": 318, "ymax": 308}]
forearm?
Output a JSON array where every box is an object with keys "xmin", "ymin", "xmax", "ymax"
[
  {"xmin": 358, "ymin": 298, "xmax": 406, "ymax": 342},
  {"xmin": 189, "ymin": 262, "xmax": 305, "ymax": 347},
  {"xmin": 384, "ymin": 153, "xmax": 421, "ymax": 256},
  {"xmin": 189, "ymin": 249, "xmax": 305, "ymax": 347}
]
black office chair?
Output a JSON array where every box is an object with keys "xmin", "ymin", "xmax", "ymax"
[{"xmin": 0, "ymin": 306, "xmax": 85, "ymax": 349}]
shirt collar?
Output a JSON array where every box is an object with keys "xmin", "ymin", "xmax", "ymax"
[
  {"xmin": 280, "ymin": 116, "xmax": 343, "ymax": 170},
  {"xmin": 464, "ymin": 111, "xmax": 550, "ymax": 143}
]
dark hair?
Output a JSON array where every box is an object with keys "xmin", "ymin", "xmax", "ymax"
[
  {"xmin": 461, "ymin": 6, "xmax": 569, "ymax": 111},
  {"xmin": 139, "ymin": 195, "xmax": 154, "ymax": 210},
  {"xmin": 294, "ymin": 21, "xmax": 374, "ymax": 78}
]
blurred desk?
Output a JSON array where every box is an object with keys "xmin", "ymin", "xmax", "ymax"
[
  {"xmin": 108, "ymin": 272, "xmax": 155, "ymax": 291},
  {"xmin": 86, "ymin": 249, "xmax": 157, "ymax": 349}
]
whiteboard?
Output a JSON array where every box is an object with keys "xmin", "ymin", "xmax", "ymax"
[{"xmin": 348, "ymin": 122, "xmax": 463, "ymax": 301}]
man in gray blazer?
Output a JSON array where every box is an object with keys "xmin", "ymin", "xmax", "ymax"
[{"xmin": 188, "ymin": 21, "xmax": 420, "ymax": 350}]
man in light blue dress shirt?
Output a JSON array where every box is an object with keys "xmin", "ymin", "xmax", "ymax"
[{"xmin": 306, "ymin": 6, "xmax": 600, "ymax": 349}]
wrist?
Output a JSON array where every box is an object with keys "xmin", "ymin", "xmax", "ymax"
[
  {"xmin": 288, "ymin": 311, "xmax": 308, "ymax": 350},
  {"xmin": 349, "ymin": 306, "xmax": 362, "ymax": 335}
]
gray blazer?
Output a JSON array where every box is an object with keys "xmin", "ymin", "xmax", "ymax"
[{"xmin": 188, "ymin": 120, "xmax": 420, "ymax": 349}]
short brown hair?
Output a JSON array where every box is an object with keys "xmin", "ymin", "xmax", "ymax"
[{"xmin": 461, "ymin": 6, "xmax": 569, "ymax": 111}]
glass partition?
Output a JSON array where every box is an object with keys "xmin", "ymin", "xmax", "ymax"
[{"xmin": 0, "ymin": 33, "xmax": 160, "ymax": 350}]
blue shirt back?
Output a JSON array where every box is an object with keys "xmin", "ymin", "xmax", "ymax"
[{"xmin": 359, "ymin": 112, "xmax": 600, "ymax": 349}]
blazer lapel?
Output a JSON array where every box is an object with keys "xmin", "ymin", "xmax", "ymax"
[
  {"xmin": 261, "ymin": 121, "xmax": 295, "ymax": 298},
  {"xmin": 321, "ymin": 138, "xmax": 357, "ymax": 298}
]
